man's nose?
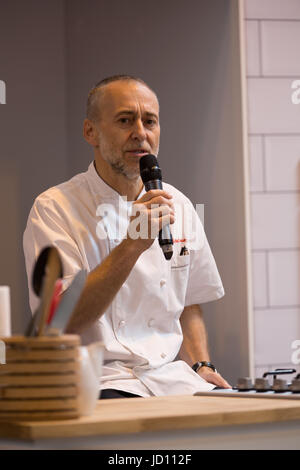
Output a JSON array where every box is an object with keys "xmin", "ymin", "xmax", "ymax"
[{"xmin": 131, "ymin": 119, "xmax": 147, "ymax": 141}]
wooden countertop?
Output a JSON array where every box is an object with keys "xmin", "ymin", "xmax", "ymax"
[{"xmin": 1, "ymin": 394, "xmax": 300, "ymax": 441}]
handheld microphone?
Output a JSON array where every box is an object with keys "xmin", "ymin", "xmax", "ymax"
[{"xmin": 139, "ymin": 154, "xmax": 173, "ymax": 260}]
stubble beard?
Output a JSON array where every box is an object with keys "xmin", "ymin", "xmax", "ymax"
[
  {"xmin": 110, "ymin": 159, "xmax": 140, "ymax": 181},
  {"xmin": 97, "ymin": 132, "xmax": 159, "ymax": 181}
]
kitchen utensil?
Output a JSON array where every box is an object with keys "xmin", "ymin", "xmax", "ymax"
[
  {"xmin": 32, "ymin": 246, "xmax": 59, "ymax": 297},
  {"xmin": 46, "ymin": 269, "xmax": 87, "ymax": 335},
  {"xmin": 46, "ymin": 279, "xmax": 63, "ymax": 326},
  {"xmin": 25, "ymin": 246, "xmax": 63, "ymax": 337},
  {"xmin": 37, "ymin": 248, "xmax": 63, "ymax": 336}
]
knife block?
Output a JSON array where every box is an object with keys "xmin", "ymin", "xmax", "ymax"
[{"xmin": 0, "ymin": 334, "xmax": 81, "ymax": 421}]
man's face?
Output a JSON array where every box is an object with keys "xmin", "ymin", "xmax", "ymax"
[{"xmin": 94, "ymin": 80, "xmax": 160, "ymax": 180}]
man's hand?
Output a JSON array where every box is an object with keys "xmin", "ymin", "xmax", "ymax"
[
  {"xmin": 179, "ymin": 305, "xmax": 232, "ymax": 389},
  {"xmin": 127, "ymin": 189, "xmax": 175, "ymax": 252},
  {"xmin": 197, "ymin": 366, "xmax": 231, "ymax": 389}
]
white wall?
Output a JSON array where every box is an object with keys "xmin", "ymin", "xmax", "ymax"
[{"xmin": 244, "ymin": 0, "xmax": 300, "ymax": 377}]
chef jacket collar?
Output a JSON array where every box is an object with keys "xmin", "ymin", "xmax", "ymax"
[{"xmin": 87, "ymin": 161, "xmax": 146, "ymax": 201}]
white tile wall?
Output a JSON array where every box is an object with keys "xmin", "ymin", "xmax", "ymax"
[
  {"xmin": 252, "ymin": 251, "xmax": 268, "ymax": 307},
  {"xmin": 265, "ymin": 136, "xmax": 300, "ymax": 191},
  {"xmin": 261, "ymin": 21, "xmax": 300, "ymax": 76},
  {"xmin": 254, "ymin": 308, "xmax": 300, "ymax": 365},
  {"xmin": 249, "ymin": 135, "xmax": 264, "ymax": 191},
  {"xmin": 246, "ymin": 20, "xmax": 261, "ymax": 76},
  {"xmin": 251, "ymin": 193, "xmax": 299, "ymax": 249},
  {"xmin": 269, "ymin": 250, "xmax": 300, "ymax": 306},
  {"xmin": 247, "ymin": 78, "xmax": 300, "ymax": 134},
  {"xmin": 244, "ymin": 1, "xmax": 300, "ymax": 373},
  {"xmin": 245, "ymin": 0, "xmax": 300, "ymax": 20}
]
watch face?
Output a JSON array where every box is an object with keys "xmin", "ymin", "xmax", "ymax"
[{"xmin": 192, "ymin": 362, "xmax": 201, "ymax": 372}]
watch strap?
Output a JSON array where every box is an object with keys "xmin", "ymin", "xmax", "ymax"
[{"xmin": 192, "ymin": 361, "xmax": 217, "ymax": 373}]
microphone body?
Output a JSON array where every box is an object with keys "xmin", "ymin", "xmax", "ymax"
[{"xmin": 140, "ymin": 155, "xmax": 173, "ymax": 260}]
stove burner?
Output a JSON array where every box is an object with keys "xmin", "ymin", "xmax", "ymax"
[{"xmin": 195, "ymin": 368, "xmax": 300, "ymax": 400}]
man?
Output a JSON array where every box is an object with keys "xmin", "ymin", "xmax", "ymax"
[{"xmin": 23, "ymin": 75, "xmax": 230, "ymax": 399}]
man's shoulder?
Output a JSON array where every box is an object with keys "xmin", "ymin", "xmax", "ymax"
[{"xmin": 33, "ymin": 167, "xmax": 90, "ymax": 207}]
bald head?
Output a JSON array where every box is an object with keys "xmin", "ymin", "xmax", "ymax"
[
  {"xmin": 86, "ymin": 75, "xmax": 158, "ymax": 122},
  {"xmin": 83, "ymin": 76, "xmax": 160, "ymax": 185}
]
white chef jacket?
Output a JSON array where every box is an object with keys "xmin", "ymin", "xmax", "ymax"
[{"xmin": 23, "ymin": 161, "xmax": 225, "ymax": 397}]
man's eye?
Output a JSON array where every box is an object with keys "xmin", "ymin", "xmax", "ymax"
[
  {"xmin": 119, "ymin": 118, "xmax": 130, "ymax": 124},
  {"xmin": 145, "ymin": 119, "xmax": 156, "ymax": 127}
]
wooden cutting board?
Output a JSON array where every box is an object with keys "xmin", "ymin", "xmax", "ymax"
[{"xmin": 1, "ymin": 393, "xmax": 300, "ymax": 441}]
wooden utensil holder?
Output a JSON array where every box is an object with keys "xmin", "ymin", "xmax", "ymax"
[{"xmin": 0, "ymin": 334, "xmax": 81, "ymax": 421}]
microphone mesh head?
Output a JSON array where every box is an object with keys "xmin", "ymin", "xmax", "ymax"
[{"xmin": 139, "ymin": 154, "xmax": 162, "ymax": 183}]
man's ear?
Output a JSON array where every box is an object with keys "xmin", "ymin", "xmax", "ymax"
[{"xmin": 83, "ymin": 119, "xmax": 99, "ymax": 147}]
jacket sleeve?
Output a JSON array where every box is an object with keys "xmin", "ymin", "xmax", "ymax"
[{"xmin": 23, "ymin": 193, "xmax": 83, "ymax": 313}]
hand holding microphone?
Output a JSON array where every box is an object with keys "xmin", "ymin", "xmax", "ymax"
[{"xmin": 127, "ymin": 154, "xmax": 174, "ymax": 260}]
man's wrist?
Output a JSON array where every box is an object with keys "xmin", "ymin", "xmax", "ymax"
[
  {"xmin": 121, "ymin": 236, "xmax": 146, "ymax": 256},
  {"xmin": 123, "ymin": 232, "xmax": 154, "ymax": 255}
]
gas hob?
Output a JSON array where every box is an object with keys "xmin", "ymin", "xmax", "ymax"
[{"xmin": 195, "ymin": 368, "xmax": 300, "ymax": 399}]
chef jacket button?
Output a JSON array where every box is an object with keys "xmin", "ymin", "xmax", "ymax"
[
  {"xmin": 160, "ymin": 279, "xmax": 166, "ymax": 287},
  {"xmin": 118, "ymin": 320, "xmax": 125, "ymax": 328},
  {"xmin": 148, "ymin": 318, "xmax": 154, "ymax": 327},
  {"xmin": 161, "ymin": 352, "xmax": 166, "ymax": 359}
]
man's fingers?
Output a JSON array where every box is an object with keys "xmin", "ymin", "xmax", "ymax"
[
  {"xmin": 128, "ymin": 191, "xmax": 175, "ymax": 244},
  {"xmin": 131, "ymin": 204, "xmax": 174, "ymax": 220},
  {"xmin": 157, "ymin": 212, "xmax": 175, "ymax": 231},
  {"xmin": 213, "ymin": 376, "xmax": 232, "ymax": 389},
  {"xmin": 151, "ymin": 205, "xmax": 174, "ymax": 218},
  {"xmin": 198, "ymin": 370, "xmax": 232, "ymax": 389},
  {"xmin": 137, "ymin": 189, "xmax": 173, "ymax": 205},
  {"xmin": 142, "ymin": 209, "xmax": 175, "ymax": 237}
]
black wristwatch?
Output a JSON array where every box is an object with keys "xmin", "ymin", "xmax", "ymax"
[{"xmin": 192, "ymin": 361, "xmax": 217, "ymax": 373}]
